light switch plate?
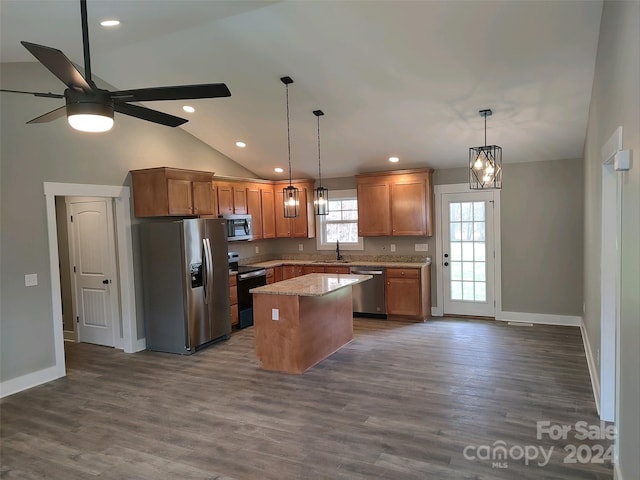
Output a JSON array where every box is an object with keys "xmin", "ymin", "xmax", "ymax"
[
  {"xmin": 25, "ymin": 273, "xmax": 38, "ymax": 287},
  {"xmin": 272, "ymin": 308, "xmax": 279, "ymax": 321},
  {"xmin": 390, "ymin": 244, "xmax": 396, "ymax": 252},
  {"xmin": 255, "ymin": 246, "xmax": 260, "ymax": 254},
  {"xmin": 298, "ymin": 243, "xmax": 303, "ymax": 251},
  {"xmin": 415, "ymin": 243, "xmax": 429, "ymax": 252}
]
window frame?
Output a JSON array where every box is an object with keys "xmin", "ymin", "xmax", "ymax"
[{"xmin": 315, "ymin": 189, "xmax": 364, "ymax": 251}]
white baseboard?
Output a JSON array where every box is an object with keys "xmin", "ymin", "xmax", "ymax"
[
  {"xmin": 135, "ymin": 337, "xmax": 146, "ymax": 352},
  {"xmin": 496, "ymin": 311, "xmax": 581, "ymax": 326},
  {"xmin": 0, "ymin": 365, "xmax": 63, "ymax": 399},
  {"xmin": 614, "ymin": 463, "xmax": 623, "ymax": 480},
  {"xmin": 580, "ymin": 319, "xmax": 601, "ymax": 417},
  {"xmin": 431, "ymin": 306, "xmax": 443, "ymax": 317}
]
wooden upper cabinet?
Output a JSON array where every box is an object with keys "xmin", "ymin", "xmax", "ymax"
[
  {"xmin": 131, "ymin": 167, "xmax": 214, "ymax": 217},
  {"xmin": 356, "ymin": 169, "xmax": 433, "ymax": 237},
  {"xmin": 261, "ymin": 185, "xmax": 276, "ymax": 239},
  {"xmin": 273, "ymin": 181, "xmax": 316, "ymax": 239},
  {"xmin": 246, "ymin": 184, "xmax": 263, "ymax": 240},
  {"xmin": 214, "ymin": 181, "xmax": 248, "ymax": 216},
  {"xmin": 357, "ymin": 181, "xmax": 392, "ymax": 236}
]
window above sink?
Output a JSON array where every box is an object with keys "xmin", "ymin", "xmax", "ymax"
[{"xmin": 316, "ymin": 189, "xmax": 364, "ymax": 251}]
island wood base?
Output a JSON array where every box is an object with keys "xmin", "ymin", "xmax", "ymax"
[{"xmin": 253, "ymin": 287, "xmax": 354, "ymax": 374}]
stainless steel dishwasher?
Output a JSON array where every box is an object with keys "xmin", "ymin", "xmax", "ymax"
[{"xmin": 350, "ymin": 266, "xmax": 386, "ymax": 317}]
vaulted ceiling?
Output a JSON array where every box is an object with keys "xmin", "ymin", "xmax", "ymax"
[{"xmin": 0, "ymin": 0, "xmax": 603, "ymax": 179}]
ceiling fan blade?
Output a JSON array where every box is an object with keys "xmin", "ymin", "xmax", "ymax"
[
  {"xmin": 21, "ymin": 41, "xmax": 92, "ymax": 93},
  {"xmin": 26, "ymin": 106, "xmax": 67, "ymax": 124},
  {"xmin": 0, "ymin": 89, "xmax": 64, "ymax": 99},
  {"xmin": 110, "ymin": 83, "xmax": 231, "ymax": 102},
  {"xmin": 114, "ymin": 103, "xmax": 187, "ymax": 127}
]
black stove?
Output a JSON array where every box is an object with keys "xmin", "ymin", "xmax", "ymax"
[{"xmin": 228, "ymin": 252, "xmax": 266, "ymax": 328}]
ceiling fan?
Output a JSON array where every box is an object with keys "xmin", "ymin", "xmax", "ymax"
[{"xmin": 0, "ymin": 0, "xmax": 231, "ymax": 132}]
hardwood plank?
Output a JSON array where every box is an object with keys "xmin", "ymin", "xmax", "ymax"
[{"xmin": 0, "ymin": 318, "xmax": 611, "ymax": 479}]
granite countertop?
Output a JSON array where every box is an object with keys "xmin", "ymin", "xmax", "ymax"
[
  {"xmin": 250, "ymin": 273, "xmax": 372, "ymax": 297},
  {"xmin": 249, "ymin": 259, "xmax": 430, "ymax": 269}
]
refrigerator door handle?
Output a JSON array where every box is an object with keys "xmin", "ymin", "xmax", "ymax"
[{"xmin": 203, "ymin": 238, "xmax": 213, "ymax": 305}]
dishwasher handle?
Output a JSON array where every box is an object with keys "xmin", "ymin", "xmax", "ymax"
[{"xmin": 351, "ymin": 269, "xmax": 384, "ymax": 275}]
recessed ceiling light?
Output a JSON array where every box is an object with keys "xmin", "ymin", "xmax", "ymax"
[
  {"xmin": 274, "ymin": 167, "xmax": 284, "ymax": 173},
  {"xmin": 389, "ymin": 156, "xmax": 399, "ymax": 163},
  {"xmin": 182, "ymin": 106, "xmax": 195, "ymax": 113},
  {"xmin": 235, "ymin": 141, "xmax": 246, "ymax": 148},
  {"xmin": 100, "ymin": 19, "xmax": 120, "ymax": 27}
]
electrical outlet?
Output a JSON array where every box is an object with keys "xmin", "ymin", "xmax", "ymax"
[
  {"xmin": 25, "ymin": 274, "xmax": 38, "ymax": 287},
  {"xmin": 415, "ymin": 243, "xmax": 429, "ymax": 252},
  {"xmin": 255, "ymin": 246, "xmax": 260, "ymax": 254},
  {"xmin": 298, "ymin": 243, "xmax": 304, "ymax": 251},
  {"xmin": 390, "ymin": 244, "xmax": 396, "ymax": 252},
  {"xmin": 272, "ymin": 308, "xmax": 279, "ymax": 321}
]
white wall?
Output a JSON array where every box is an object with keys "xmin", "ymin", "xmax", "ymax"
[
  {"xmin": 583, "ymin": 1, "xmax": 640, "ymax": 478},
  {"xmin": 0, "ymin": 62, "xmax": 256, "ymax": 384}
]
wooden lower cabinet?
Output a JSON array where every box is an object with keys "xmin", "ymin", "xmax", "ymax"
[
  {"xmin": 273, "ymin": 266, "xmax": 283, "ymax": 283},
  {"xmin": 302, "ymin": 265, "xmax": 325, "ymax": 274},
  {"xmin": 282, "ymin": 265, "xmax": 305, "ymax": 280},
  {"xmin": 324, "ymin": 266, "xmax": 350, "ymax": 274},
  {"xmin": 266, "ymin": 267, "xmax": 275, "ymax": 284},
  {"xmin": 230, "ymin": 274, "xmax": 239, "ymax": 328},
  {"xmin": 385, "ymin": 266, "xmax": 431, "ymax": 321}
]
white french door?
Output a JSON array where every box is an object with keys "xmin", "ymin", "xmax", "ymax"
[{"xmin": 442, "ymin": 191, "xmax": 496, "ymax": 317}]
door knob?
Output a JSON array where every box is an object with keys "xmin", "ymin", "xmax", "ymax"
[
  {"xmin": 444, "ymin": 262, "xmax": 449, "ymax": 267},
  {"xmin": 102, "ymin": 279, "xmax": 110, "ymax": 285},
  {"xmin": 444, "ymin": 253, "xmax": 449, "ymax": 258}
]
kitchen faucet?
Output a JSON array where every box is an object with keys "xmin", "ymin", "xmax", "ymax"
[{"xmin": 336, "ymin": 240, "xmax": 343, "ymax": 261}]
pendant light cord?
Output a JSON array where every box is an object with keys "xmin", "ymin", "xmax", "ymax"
[
  {"xmin": 286, "ymin": 83, "xmax": 292, "ymax": 186},
  {"xmin": 317, "ymin": 114, "xmax": 322, "ymax": 188},
  {"xmin": 484, "ymin": 112, "xmax": 487, "ymax": 147}
]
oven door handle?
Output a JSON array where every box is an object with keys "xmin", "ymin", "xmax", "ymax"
[{"xmin": 238, "ymin": 269, "xmax": 266, "ymax": 280}]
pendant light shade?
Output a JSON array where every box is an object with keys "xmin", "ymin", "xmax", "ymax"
[
  {"xmin": 313, "ymin": 109, "xmax": 329, "ymax": 215},
  {"xmin": 281, "ymin": 76, "xmax": 299, "ymax": 218},
  {"xmin": 469, "ymin": 109, "xmax": 502, "ymax": 189}
]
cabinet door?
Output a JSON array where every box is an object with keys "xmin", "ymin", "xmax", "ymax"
[
  {"xmin": 261, "ymin": 187, "xmax": 276, "ymax": 239},
  {"xmin": 246, "ymin": 186, "xmax": 262, "ymax": 240},
  {"xmin": 274, "ymin": 189, "xmax": 291, "ymax": 237},
  {"xmin": 217, "ymin": 183, "xmax": 234, "ymax": 215},
  {"xmin": 357, "ymin": 182, "xmax": 391, "ymax": 236},
  {"xmin": 192, "ymin": 181, "xmax": 214, "ymax": 215},
  {"xmin": 391, "ymin": 181, "xmax": 427, "ymax": 235},
  {"xmin": 265, "ymin": 267, "xmax": 275, "ymax": 284},
  {"xmin": 167, "ymin": 179, "xmax": 193, "ymax": 215},
  {"xmin": 386, "ymin": 276, "xmax": 421, "ymax": 317},
  {"xmin": 282, "ymin": 265, "xmax": 297, "ymax": 280},
  {"xmin": 291, "ymin": 187, "xmax": 310, "ymax": 237},
  {"xmin": 273, "ymin": 266, "xmax": 283, "ymax": 282},
  {"xmin": 233, "ymin": 185, "xmax": 248, "ymax": 214}
]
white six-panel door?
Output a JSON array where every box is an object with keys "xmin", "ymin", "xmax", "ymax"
[
  {"xmin": 442, "ymin": 191, "xmax": 496, "ymax": 317},
  {"xmin": 67, "ymin": 197, "xmax": 118, "ymax": 347}
]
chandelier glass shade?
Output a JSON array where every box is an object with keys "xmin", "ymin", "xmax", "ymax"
[{"xmin": 469, "ymin": 109, "xmax": 502, "ymax": 189}]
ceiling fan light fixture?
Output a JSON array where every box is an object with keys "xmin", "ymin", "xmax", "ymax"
[
  {"xmin": 469, "ymin": 109, "xmax": 502, "ymax": 189},
  {"xmin": 66, "ymin": 101, "xmax": 114, "ymax": 132}
]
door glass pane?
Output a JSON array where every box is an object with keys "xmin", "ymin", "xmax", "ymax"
[
  {"xmin": 451, "ymin": 242, "xmax": 462, "ymax": 261},
  {"xmin": 451, "ymin": 261, "xmax": 462, "ymax": 280},
  {"xmin": 451, "ymin": 281, "xmax": 462, "ymax": 300},
  {"xmin": 450, "ymin": 202, "xmax": 461, "ymax": 221},
  {"xmin": 448, "ymin": 200, "xmax": 489, "ymax": 305}
]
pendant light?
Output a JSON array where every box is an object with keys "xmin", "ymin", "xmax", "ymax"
[
  {"xmin": 281, "ymin": 76, "xmax": 299, "ymax": 218},
  {"xmin": 313, "ymin": 109, "xmax": 329, "ymax": 215},
  {"xmin": 469, "ymin": 109, "xmax": 502, "ymax": 189}
]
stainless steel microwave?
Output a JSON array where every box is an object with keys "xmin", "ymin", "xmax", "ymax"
[{"xmin": 222, "ymin": 214, "xmax": 253, "ymax": 241}]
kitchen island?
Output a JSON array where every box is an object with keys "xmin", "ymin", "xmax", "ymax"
[{"xmin": 250, "ymin": 273, "xmax": 372, "ymax": 374}]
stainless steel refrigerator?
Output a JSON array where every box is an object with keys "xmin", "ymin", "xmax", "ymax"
[{"xmin": 140, "ymin": 218, "xmax": 230, "ymax": 354}]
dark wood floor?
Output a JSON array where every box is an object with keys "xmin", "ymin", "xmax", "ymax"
[{"xmin": 1, "ymin": 318, "xmax": 612, "ymax": 479}]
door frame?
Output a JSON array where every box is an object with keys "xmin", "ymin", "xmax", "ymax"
[
  {"xmin": 66, "ymin": 196, "xmax": 120, "ymax": 348},
  {"xmin": 434, "ymin": 183, "xmax": 502, "ymax": 317},
  {"xmin": 44, "ymin": 182, "xmax": 140, "ymax": 380}
]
